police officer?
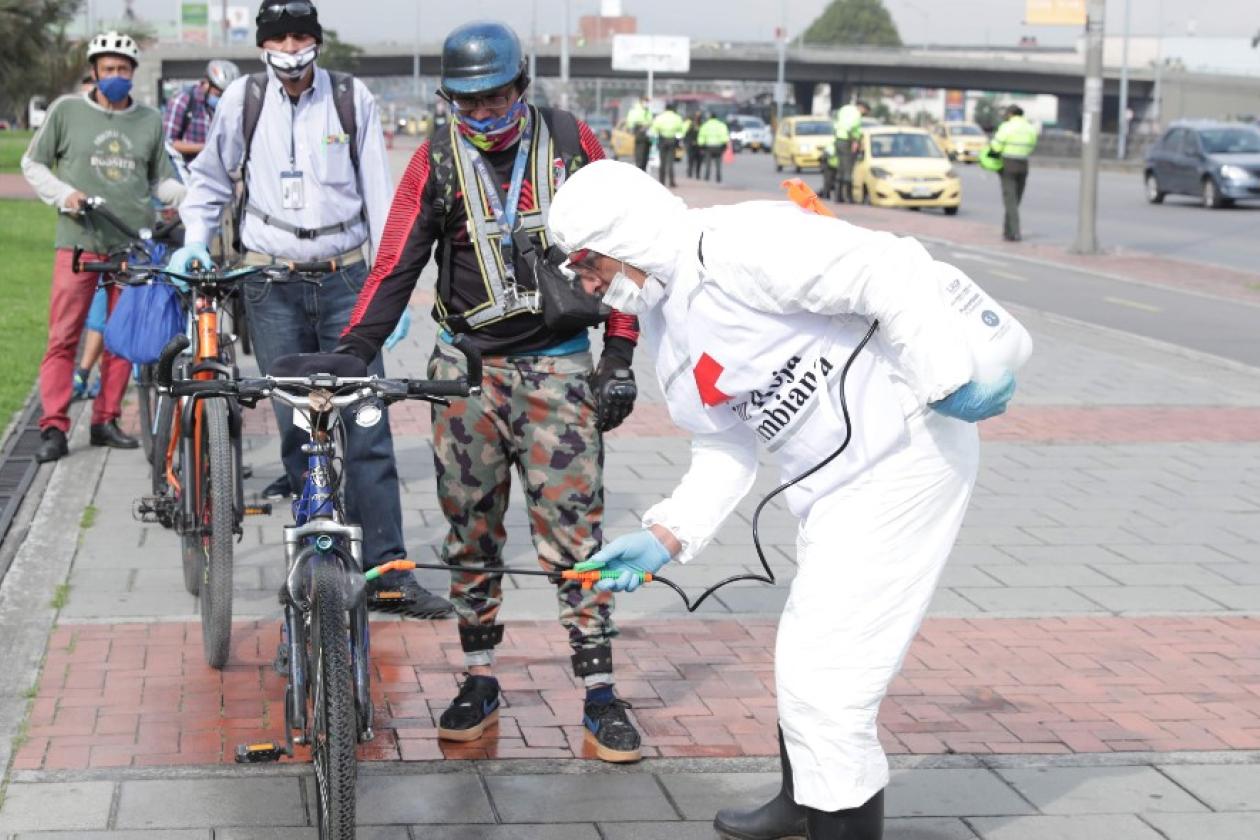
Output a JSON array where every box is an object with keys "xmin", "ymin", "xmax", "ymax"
[
  {"xmin": 989, "ymin": 105, "xmax": 1037, "ymax": 241},
  {"xmin": 650, "ymin": 102, "xmax": 684, "ymax": 188},
  {"xmin": 337, "ymin": 21, "xmax": 647, "ymax": 764},
  {"xmin": 625, "ymin": 96, "xmax": 654, "ymax": 170},
  {"xmin": 697, "ymin": 111, "xmax": 730, "ymax": 183},
  {"xmin": 827, "ymin": 99, "xmax": 868, "ymax": 203}
]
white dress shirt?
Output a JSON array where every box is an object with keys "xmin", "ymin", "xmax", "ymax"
[{"xmin": 180, "ymin": 66, "xmax": 392, "ymax": 262}]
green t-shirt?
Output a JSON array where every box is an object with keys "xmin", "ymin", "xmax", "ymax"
[{"xmin": 26, "ymin": 92, "xmax": 172, "ymax": 251}]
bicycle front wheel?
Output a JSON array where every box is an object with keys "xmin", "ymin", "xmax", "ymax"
[
  {"xmin": 309, "ymin": 560, "xmax": 357, "ymax": 839},
  {"xmin": 198, "ymin": 398, "xmax": 235, "ymax": 669}
]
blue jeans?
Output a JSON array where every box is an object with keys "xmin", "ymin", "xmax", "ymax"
[{"xmin": 242, "ymin": 261, "xmax": 405, "ymax": 569}]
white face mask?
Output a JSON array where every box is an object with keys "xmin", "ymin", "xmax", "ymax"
[
  {"xmin": 601, "ymin": 266, "xmax": 665, "ymax": 315},
  {"xmin": 263, "ymin": 44, "xmax": 319, "ymax": 81}
]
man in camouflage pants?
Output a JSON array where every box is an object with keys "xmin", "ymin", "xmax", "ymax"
[{"xmin": 337, "ymin": 22, "xmax": 642, "ymax": 763}]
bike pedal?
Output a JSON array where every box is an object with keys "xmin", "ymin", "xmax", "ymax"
[
  {"xmin": 235, "ymin": 742, "xmax": 285, "ymax": 763},
  {"xmin": 243, "ymin": 503, "xmax": 273, "ymax": 517}
]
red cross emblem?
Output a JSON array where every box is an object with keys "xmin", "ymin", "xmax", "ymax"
[{"xmin": 693, "ymin": 353, "xmax": 732, "ymax": 407}]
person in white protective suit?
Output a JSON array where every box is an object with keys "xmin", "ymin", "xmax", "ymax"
[{"xmin": 546, "ymin": 160, "xmax": 1029, "ymax": 840}]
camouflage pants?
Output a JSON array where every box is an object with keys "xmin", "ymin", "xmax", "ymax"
[{"xmin": 428, "ymin": 343, "xmax": 616, "ymax": 672}]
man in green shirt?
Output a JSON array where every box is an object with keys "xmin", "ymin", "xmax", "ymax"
[
  {"xmin": 650, "ymin": 102, "xmax": 685, "ymax": 187},
  {"xmin": 697, "ymin": 112, "xmax": 730, "ymax": 183},
  {"xmin": 826, "ymin": 100, "xmax": 868, "ymax": 203},
  {"xmin": 625, "ymin": 97, "xmax": 654, "ymax": 170},
  {"xmin": 988, "ymin": 105, "xmax": 1038, "ymax": 241},
  {"xmin": 22, "ymin": 30, "xmax": 185, "ymax": 463}
]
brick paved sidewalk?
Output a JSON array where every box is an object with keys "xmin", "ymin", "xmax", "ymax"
[{"xmin": 14, "ymin": 615, "xmax": 1259, "ymax": 771}]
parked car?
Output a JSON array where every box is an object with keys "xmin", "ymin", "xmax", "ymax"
[
  {"xmin": 727, "ymin": 114, "xmax": 772, "ymax": 153},
  {"xmin": 1144, "ymin": 120, "xmax": 1260, "ymax": 208},
  {"xmin": 852, "ymin": 126, "xmax": 961, "ymax": 215},
  {"xmin": 27, "ymin": 96, "xmax": 48, "ymax": 130},
  {"xmin": 772, "ymin": 116, "xmax": 836, "ymax": 172},
  {"xmin": 610, "ymin": 120, "xmax": 682, "ymax": 161},
  {"xmin": 931, "ymin": 121, "xmax": 988, "ymax": 162}
]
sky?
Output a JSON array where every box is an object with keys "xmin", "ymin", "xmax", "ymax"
[{"xmin": 87, "ymin": 0, "xmax": 1246, "ymax": 47}]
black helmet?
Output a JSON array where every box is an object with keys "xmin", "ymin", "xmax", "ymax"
[{"xmin": 441, "ymin": 21, "xmax": 527, "ymax": 96}]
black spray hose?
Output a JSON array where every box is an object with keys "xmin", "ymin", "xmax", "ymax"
[{"xmin": 361, "ymin": 321, "xmax": 879, "ymax": 613}]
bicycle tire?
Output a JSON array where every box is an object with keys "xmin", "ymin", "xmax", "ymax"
[
  {"xmin": 309, "ymin": 560, "xmax": 357, "ymax": 839},
  {"xmin": 135, "ymin": 365, "xmax": 157, "ymax": 463},
  {"xmin": 199, "ymin": 398, "xmax": 235, "ymax": 669}
]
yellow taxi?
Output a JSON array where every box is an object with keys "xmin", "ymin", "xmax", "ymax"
[
  {"xmin": 853, "ymin": 126, "xmax": 961, "ymax": 215},
  {"xmin": 772, "ymin": 115, "xmax": 836, "ymax": 172},
  {"xmin": 931, "ymin": 121, "xmax": 988, "ymax": 162},
  {"xmin": 610, "ymin": 121, "xmax": 685, "ymax": 161}
]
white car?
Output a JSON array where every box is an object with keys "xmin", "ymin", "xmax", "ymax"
[{"xmin": 728, "ymin": 115, "xmax": 772, "ymax": 153}]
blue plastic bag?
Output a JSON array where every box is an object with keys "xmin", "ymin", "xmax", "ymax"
[{"xmin": 103, "ymin": 281, "xmax": 184, "ymax": 364}]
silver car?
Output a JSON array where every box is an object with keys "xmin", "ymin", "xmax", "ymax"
[{"xmin": 728, "ymin": 114, "xmax": 773, "ymax": 153}]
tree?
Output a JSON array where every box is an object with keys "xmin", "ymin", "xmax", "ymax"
[
  {"xmin": 803, "ymin": 0, "xmax": 902, "ymax": 48},
  {"xmin": 0, "ymin": 0, "xmax": 84, "ymax": 123},
  {"xmin": 973, "ymin": 95, "xmax": 1000, "ymax": 133},
  {"xmin": 319, "ymin": 29, "xmax": 363, "ymax": 73}
]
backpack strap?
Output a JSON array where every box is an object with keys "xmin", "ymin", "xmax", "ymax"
[
  {"xmin": 545, "ymin": 108, "xmax": 581, "ymax": 163},
  {"xmin": 327, "ymin": 71, "xmax": 360, "ymax": 182},
  {"xmin": 231, "ymin": 73, "xmax": 268, "ymax": 254}
]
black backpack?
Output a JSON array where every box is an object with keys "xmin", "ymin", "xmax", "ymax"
[{"xmin": 232, "ymin": 70, "xmax": 361, "ymax": 251}]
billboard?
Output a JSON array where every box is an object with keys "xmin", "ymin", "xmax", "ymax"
[
  {"xmin": 1025, "ymin": 0, "xmax": 1086, "ymax": 26},
  {"xmin": 611, "ymin": 35, "xmax": 691, "ymax": 73},
  {"xmin": 180, "ymin": 1, "xmax": 209, "ymax": 44}
]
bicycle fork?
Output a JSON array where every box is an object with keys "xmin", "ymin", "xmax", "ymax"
[{"xmin": 236, "ymin": 520, "xmax": 371, "ymax": 763}]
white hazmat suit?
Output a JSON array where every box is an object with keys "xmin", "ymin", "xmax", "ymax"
[{"xmin": 548, "ymin": 160, "xmax": 1029, "ymax": 812}]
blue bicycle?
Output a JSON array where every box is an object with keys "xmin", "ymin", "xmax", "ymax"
[{"xmin": 155, "ymin": 336, "xmax": 481, "ymax": 840}]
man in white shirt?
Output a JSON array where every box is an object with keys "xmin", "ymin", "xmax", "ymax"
[{"xmin": 171, "ymin": 0, "xmax": 451, "ymax": 616}]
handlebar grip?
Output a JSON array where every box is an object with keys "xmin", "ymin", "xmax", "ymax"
[
  {"xmin": 407, "ymin": 379, "xmax": 470, "ymax": 399},
  {"xmin": 80, "ymin": 260, "xmax": 125, "ymax": 274},
  {"xmin": 171, "ymin": 380, "xmax": 234, "ymax": 398},
  {"xmin": 449, "ymin": 333, "xmax": 482, "ymax": 388},
  {"xmin": 156, "ymin": 334, "xmax": 190, "ymax": 387}
]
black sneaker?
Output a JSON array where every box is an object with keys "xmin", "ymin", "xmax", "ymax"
[
  {"xmin": 583, "ymin": 695, "xmax": 642, "ymax": 763},
  {"xmin": 262, "ymin": 474, "xmax": 292, "ymax": 499},
  {"xmin": 35, "ymin": 428, "xmax": 69, "ymax": 463},
  {"xmin": 89, "ymin": 420, "xmax": 139, "ymax": 449},
  {"xmin": 438, "ymin": 674, "xmax": 501, "ymax": 741},
  {"xmin": 366, "ymin": 572, "xmax": 454, "ymax": 619}
]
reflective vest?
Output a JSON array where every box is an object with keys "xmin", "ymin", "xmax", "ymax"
[
  {"xmin": 626, "ymin": 103, "xmax": 653, "ymax": 129},
  {"xmin": 697, "ymin": 118, "xmax": 729, "ymax": 147},
  {"xmin": 651, "ymin": 110, "xmax": 685, "ymax": 140},
  {"xmin": 833, "ymin": 104, "xmax": 863, "ymax": 142},
  {"xmin": 429, "ymin": 106, "xmax": 589, "ymax": 332},
  {"xmin": 991, "ymin": 115, "xmax": 1037, "ymax": 160}
]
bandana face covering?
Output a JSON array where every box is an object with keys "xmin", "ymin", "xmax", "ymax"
[
  {"xmin": 602, "ymin": 267, "xmax": 665, "ymax": 315},
  {"xmin": 263, "ymin": 44, "xmax": 318, "ymax": 81},
  {"xmin": 456, "ymin": 99, "xmax": 528, "ymax": 152}
]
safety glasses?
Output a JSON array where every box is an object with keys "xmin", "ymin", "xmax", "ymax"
[
  {"xmin": 257, "ymin": 1, "xmax": 318, "ymax": 23},
  {"xmin": 440, "ymin": 85, "xmax": 516, "ymax": 114}
]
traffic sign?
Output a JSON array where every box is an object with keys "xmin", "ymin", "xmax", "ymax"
[{"xmin": 611, "ymin": 35, "xmax": 691, "ymax": 73}]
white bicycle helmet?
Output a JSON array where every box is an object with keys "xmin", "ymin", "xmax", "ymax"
[
  {"xmin": 206, "ymin": 60, "xmax": 241, "ymax": 91},
  {"xmin": 87, "ymin": 31, "xmax": 140, "ymax": 64}
]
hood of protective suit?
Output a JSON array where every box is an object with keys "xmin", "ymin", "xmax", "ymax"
[{"xmin": 547, "ymin": 159, "xmax": 692, "ymax": 279}]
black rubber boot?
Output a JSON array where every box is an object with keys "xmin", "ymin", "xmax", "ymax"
[
  {"xmin": 803, "ymin": 789, "xmax": 884, "ymax": 840},
  {"xmin": 713, "ymin": 727, "xmax": 808, "ymax": 840},
  {"xmin": 35, "ymin": 428, "xmax": 69, "ymax": 463}
]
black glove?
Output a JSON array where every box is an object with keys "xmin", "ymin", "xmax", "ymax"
[{"xmin": 593, "ymin": 336, "xmax": 637, "ymax": 432}]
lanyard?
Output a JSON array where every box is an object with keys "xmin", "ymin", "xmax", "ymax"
[{"xmin": 459, "ymin": 110, "xmax": 535, "ymax": 277}]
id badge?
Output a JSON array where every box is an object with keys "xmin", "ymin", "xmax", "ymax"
[{"xmin": 280, "ymin": 170, "xmax": 305, "ymax": 210}]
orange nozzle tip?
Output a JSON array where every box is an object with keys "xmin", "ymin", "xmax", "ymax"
[{"xmin": 643, "ymin": 574, "xmax": 653, "ymax": 582}]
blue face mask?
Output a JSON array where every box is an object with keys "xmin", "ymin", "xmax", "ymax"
[
  {"xmin": 97, "ymin": 76, "xmax": 132, "ymax": 103},
  {"xmin": 207, "ymin": 93, "xmax": 221, "ymax": 109}
]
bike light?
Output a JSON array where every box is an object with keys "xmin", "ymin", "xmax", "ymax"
[
  {"xmin": 354, "ymin": 399, "xmax": 383, "ymax": 428},
  {"xmin": 315, "ymin": 535, "xmax": 334, "ymax": 552}
]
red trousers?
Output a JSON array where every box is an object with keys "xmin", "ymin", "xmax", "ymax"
[{"xmin": 39, "ymin": 248, "xmax": 129, "ymax": 433}]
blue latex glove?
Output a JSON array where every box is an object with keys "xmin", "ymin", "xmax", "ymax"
[
  {"xmin": 930, "ymin": 371, "xmax": 1017, "ymax": 422},
  {"xmin": 576, "ymin": 530, "xmax": 672, "ymax": 592},
  {"xmin": 164, "ymin": 243, "xmax": 213, "ymax": 292},
  {"xmin": 384, "ymin": 310, "xmax": 412, "ymax": 350}
]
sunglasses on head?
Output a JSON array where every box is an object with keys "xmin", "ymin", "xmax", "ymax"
[{"xmin": 257, "ymin": 1, "xmax": 317, "ymax": 23}]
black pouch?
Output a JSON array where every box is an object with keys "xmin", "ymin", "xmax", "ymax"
[{"xmin": 512, "ymin": 228, "xmax": 610, "ymax": 333}]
